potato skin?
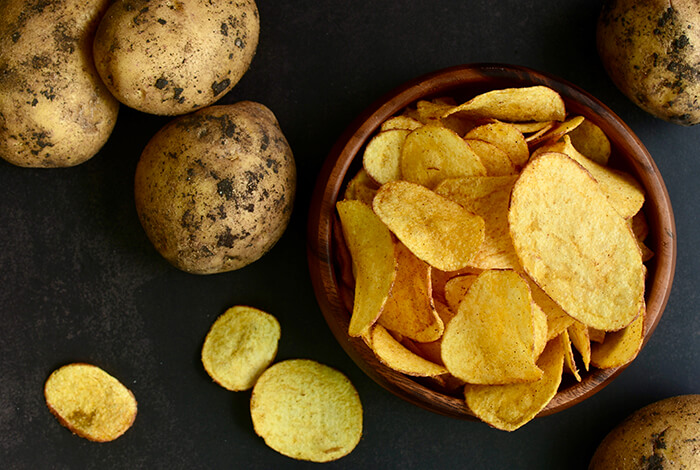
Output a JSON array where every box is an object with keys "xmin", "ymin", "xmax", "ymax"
[
  {"xmin": 134, "ymin": 102, "xmax": 296, "ymax": 274},
  {"xmin": 93, "ymin": 0, "xmax": 259, "ymax": 116},
  {"xmin": 0, "ymin": 0, "xmax": 119, "ymax": 167},
  {"xmin": 589, "ymin": 395, "xmax": 700, "ymax": 469},
  {"xmin": 597, "ymin": 0, "xmax": 700, "ymax": 125}
]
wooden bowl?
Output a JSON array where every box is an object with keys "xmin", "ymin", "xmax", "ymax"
[{"xmin": 307, "ymin": 63, "xmax": 676, "ymax": 420}]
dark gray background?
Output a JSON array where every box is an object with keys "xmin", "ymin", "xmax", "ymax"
[{"xmin": 2, "ymin": 1, "xmax": 698, "ymax": 468}]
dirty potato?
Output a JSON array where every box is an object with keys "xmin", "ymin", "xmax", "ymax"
[{"xmin": 134, "ymin": 101, "xmax": 295, "ymax": 274}]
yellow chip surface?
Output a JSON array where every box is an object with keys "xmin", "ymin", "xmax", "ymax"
[
  {"xmin": 465, "ymin": 121, "xmax": 530, "ymax": 169},
  {"xmin": 444, "ymin": 86, "xmax": 566, "ymax": 123},
  {"xmin": 568, "ymin": 321, "xmax": 592, "ymax": 371},
  {"xmin": 44, "ymin": 363, "xmax": 137, "ymax": 442},
  {"xmin": 464, "ymin": 139, "xmax": 517, "ymax": 176},
  {"xmin": 337, "ymin": 200, "xmax": 396, "ymax": 337},
  {"xmin": 464, "ymin": 337, "xmax": 565, "ymax": 431},
  {"xmin": 508, "ymin": 153, "xmax": 645, "ymax": 331},
  {"xmin": 591, "ymin": 304, "xmax": 645, "ymax": 369},
  {"xmin": 250, "ymin": 359, "xmax": 363, "ymax": 463},
  {"xmin": 363, "ymin": 129, "xmax": 410, "ymax": 184},
  {"xmin": 343, "ymin": 168, "xmax": 378, "ymax": 206},
  {"xmin": 568, "ymin": 118, "xmax": 611, "ymax": 166},
  {"xmin": 373, "ymin": 181, "xmax": 485, "ymax": 272},
  {"xmin": 443, "ymin": 273, "xmax": 478, "ymax": 313},
  {"xmin": 380, "ymin": 115, "xmax": 422, "ymax": 131},
  {"xmin": 369, "ymin": 325, "xmax": 448, "ymax": 377},
  {"xmin": 441, "ymin": 270, "xmax": 543, "ymax": 384},
  {"xmin": 201, "ymin": 305, "xmax": 281, "ymax": 391}
]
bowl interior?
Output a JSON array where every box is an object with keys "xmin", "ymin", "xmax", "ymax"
[{"xmin": 307, "ymin": 63, "xmax": 676, "ymax": 419}]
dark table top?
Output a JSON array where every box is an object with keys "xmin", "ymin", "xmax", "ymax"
[{"xmin": 2, "ymin": 1, "xmax": 698, "ymax": 468}]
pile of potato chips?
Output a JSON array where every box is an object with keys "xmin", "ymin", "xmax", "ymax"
[{"xmin": 335, "ymin": 85, "xmax": 651, "ymax": 431}]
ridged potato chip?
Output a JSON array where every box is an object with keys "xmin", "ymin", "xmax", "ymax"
[
  {"xmin": 465, "ymin": 121, "xmax": 530, "ymax": 169},
  {"xmin": 363, "ymin": 129, "xmax": 410, "ymax": 185},
  {"xmin": 441, "ymin": 270, "xmax": 543, "ymax": 384},
  {"xmin": 591, "ymin": 304, "xmax": 645, "ymax": 369},
  {"xmin": 201, "ymin": 305, "xmax": 281, "ymax": 391},
  {"xmin": 508, "ymin": 152, "xmax": 645, "ymax": 331},
  {"xmin": 44, "ymin": 363, "xmax": 137, "ymax": 442},
  {"xmin": 369, "ymin": 325, "xmax": 448, "ymax": 377},
  {"xmin": 373, "ymin": 181, "xmax": 485, "ymax": 272},
  {"xmin": 337, "ymin": 200, "xmax": 396, "ymax": 337},
  {"xmin": 250, "ymin": 359, "xmax": 362, "ymax": 462}
]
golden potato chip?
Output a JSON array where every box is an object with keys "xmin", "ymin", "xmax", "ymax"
[
  {"xmin": 44, "ymin": 363, "xmax": 137, "ymax": 442},
  {"xmin": 589, "ymin": 327, "xmax": 606, "ymax": 344},
  {"xmin": 464, "ymin": 139, "xmax": 517, "ymax": 176},
  {"xmin": 416, "ymin": 99, "xmax": 454, "ymax": 123},
  {"xmin": 443, "ymin": 86, "xmax": 566, "ymax": 123},
  {"xmin": 508, "ymin": 152, "xmax": 645, "ymax": 331},
  {"xmin": 201, "ymin": 305, "xmax": 281, "ymax": 391},
  {"xmin": 431, "ymin": 266, "xmax": 482, "ymax": 303},
  {"xmin": 533, "ymin": 136, "xmax": 644, "ymax": 219},
  {"xmin": 333, "ymin": 216, "xmax": 355, "ymax": 289},
  {"xmin": 568, "ymin": 118, "xmax": 611, "ymax": 166},
  {"xmin": 532, "ymin": 302, "xmax": 549, "ymax": 359},
  {"xmin": 591, "ymin": 304, "xmax": 645, "ymax": 369},
  {"xmin": 526, "ymin": 115, "xmax": 585, "ymax": 147},
  {"xmin": 638, "ymin": 240, "xmax": 654, "ymax": 262},
  {"xmin": 362, "ymin": 129, "xmax": 410, "ymax": 185},
  {"xmin": 400, "ymin": 125, "xmax": 486, "ymax": 188},
  {"xmin": 561, "ymin": 329, "xmax": 582, "ymax": 382},
  {"xmin": 443, "ymin": 274, "xmax": 478, "ymax": 313},
  {"xmin": 250, "ymin": 359, "xmax": 362, "ymax": 463},
  {"xmin": 527, "ymin": 277, "xmax": 576, "ymax": 340},
  {"xmin": 435, "ymin": 175, "xmax": 519, "ymax": 269},
  {"xmin": 378, "ymin": 243, "xmax": 444, "ymax": 342},
  {"xmin": 369, "ymin": 325, "xmax": 448, "ymax": 377},
  {"xmin": 464, "ymin": 337, "xmax": 565, "ymax": 431},
  {"xmin": 441, "ymin": 270, "xmax": 543, "ymax": 384},
  {"xmin": 337, "ymin": 200, "xmax": 396, "ymax": 337},
  {"xmin": 568, "ymin": 321, "xmax": 592, "ymax": 371},
  {"xmin": 511, "ymin": 121, "xmax": 555, "ymax": 134},
  {"xmin": 630, "ymin": 210, "xmax": 649, "ymax": 241},
  {"xmin": 373, "ymin": 181, "xmax": 485, "ymax": 271},
  {"xmin": 465, "ymin": 121, "xmax": 530, "ymax": 169},
  {"xmin": 380, "ymin": 115, "xmax": 422, "ymax": 131},
  {"xmin": 343, "ymin": 168, "xmax": 378, "ymax": 206}
]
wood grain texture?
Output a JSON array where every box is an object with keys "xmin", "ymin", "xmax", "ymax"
[{"xmin": 307, "ymin": 63, "xmax": 676, "ymax": 420}]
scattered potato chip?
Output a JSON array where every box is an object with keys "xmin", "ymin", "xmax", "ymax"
[
  {"xmin": 44, "ymin": 363, "xmax": 137, "ymax": 442},
  {"xmin": 250, "ymin": 359, "xmax": 362, "ymax": 463},
  {"xmin": 380, "ymin": 115, "xmax": 422, "ymax": 131},
  {"xmin": 363, "ymin": 129, "xmax": 410, "ymax": 185},
  {"xmin": 443, "ymin": 274, "xmax": 478, "ymax": 313},
  {"xmin": 201, "ymin": 305, "xmax": 281, "ymax": 391},
  {"xmin": 441, "ymin": 270, "xmax": 543, "ymax": 384},
  {"xmin": 369, "ymin": 325, "xmax": 448, "ymax": 377},
  {"xmin": 464, "ymin": 139, "xmax": 517, "ymax": 176},
  {"xmin": 378, "ymin": 243, "xmax": 444, "ymax": 342},
  {"xmin": 591, "ymin": 304, "xmax": 645, "ymax": 369},
  {"xmin": 526, "ymin": 115, "xmax": 585, "ymax": 147},
  {"xmin": 343, "ymin": 168, "xmax": 378, "ymax": 206},
  {"xmin": 568, "ymin": 321, "xmax": 592, "ymax": 371},
  {"xmin": 337, "ymin": 200, "xmax": 397, "ymax": 337},
  {"xmin": 568, "ymin": 118, "xmax": 611, "ymax": 166},
  {"xmin": 464, "ymin": 337, "xmax": 565, "ymax": 431},
  {"xmin": 443, "ymin": 86, "xmax": 567, "ymax": 123},
  {"xmin": 508, "ymin": 153, "xmax": 645, "ymax": 331},
  {"xmin": 400, "ymin": 125, "xmax": 486, "ymax": 188},
  {"xmin": 373, "ymin": 181, "xmax": 485, "ymax": 271},
  {"xmin": 465, "ymin": 121, "xmax": 530, "ymax": 169},
  {"xmin": 561, "ymin": 329, "xmax": 582, "ymax": 382}
]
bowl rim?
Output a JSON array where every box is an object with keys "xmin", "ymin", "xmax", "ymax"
[{"xmin": 307, "ymin": 63, "xmax": 677, "ymax": 420}]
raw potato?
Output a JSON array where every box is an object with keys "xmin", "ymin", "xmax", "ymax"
[
  {"xmin": 134, "ymin": 101, "xmax": 296, "ymax": 274},
  {"xmin": 250, "ymin": 359, "xmax": 363, "ymax": 463},
  {"xmin": 93, "ymin": 0, "xmax": 259, "ymax": 115},
  {"xmin": 44, "ymin": 363, "xmax": 137, "ymax": 442},
  {"xmin": 589, "ymin": 395, "xmax": 700, "ymax": 469},
  {"xmin": 598, "ymin": 0, "xmax": 700, "ymax": 125},
  {"xmin": 0, "ymin": 0, "xmax": 119, "ymax": 167}
]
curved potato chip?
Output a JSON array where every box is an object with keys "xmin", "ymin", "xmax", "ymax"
[
  {"xmin": 337, "ymin": 200, "xmax": 396, "ymax": 337},
  {"xmin": 400, "ymin": 125, "xmax": 486, "ymax": 188},
  {"xmin": 568, "ymin": 321, "xmax": 592, "ymax": 371},
  {"xmin": 373, "ymin": 181, "xmax": 485, "ymax": 271},
  {"xmin": 561, "ymin": 329, "xmax": 582, "ymax": 382},
  {"xmin": 441, "ymin": 270, "xmax": 543, "ymax": 385},
  {"xmin": 343, "ymin": 168, "xmax": 379, "ymax": 206},
  {"xmin": 508, "ymin": 153, "xmax": 645, "ymax": 331},
  {"xmin": 464, "ymin": 139, "xmax": 517, "ymax": 176},
  {"xmin": 526, "ymin": 276, "xmax": 575, "ymax": 340},
  {"xmin": 532, "ymin": 302, "xmax": 548, "ymax": 359},
  {"xmin": 369, "ymin": 325, "xmax": 448, "ymax": 377},
  {"xmin": 465, "ymin": 121, "xmax": 529, "ymax": 169},
  {"xmin": 380, "ymin": 115, "xmax": 422, "ymax": 131},
  {"xmin": 464, "ymin": 337, "xmax": 565, "ymax": 431},
  {"xmin": 444, "ymin": 274, "xmax": 478, "ymax": 313},
  {"xmin": 363, "ymin": 129, "xmax": 410, "ymax": 185},
  {"xmin": 568, "ymin": 119, "xmax": 611, "ymax": 166},
  {"xmin": 443, "ymin": 86, "xmax": 566, "ymax": 123},
  {"xmin": 378, "ymin": 243, "xmax": 444, "ymax": 342},
  {"xmin": 629, "ymin": 210, "xmax": 649, "ymax": 241},
  {"xmin": 526, "ymin": 115, "xmax": 584, "ymax": 147},
  {"xmin": 590, "ymin": 304, "xmax": 645, "ymax": 369},
  {"xmin": 511, "ymin": 121, "xmax": 555, "ymax": 134}
]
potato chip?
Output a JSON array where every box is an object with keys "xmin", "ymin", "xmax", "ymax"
[
  {"xmin": 511, "ymin": 121, "xmax": 555, "ymax": 134},
  {"xmin": 561, "ymin": 329, "xmax": 582, "ymax": 382},
  {"xmin": 362, "ymin": 129, "xmax": 410, "ymax": 185},
  {"xmin": 638, "ymin": 240, "xmax": 654, "ymax": 262},
  {"xmin": 373, "ymin": 181, "xmax": 485, "ymax": 271},
  {"xmin": 532, "ymin": 136, "xmax": 644, "ymax": 219},
  {"xmin": 44, "ymin": 363, "xmax": 137, "ymax": 442},
  {"xmin": 465, "ymin": 121, "xmax": 530, "ymax": 169},
  {"xmin": 464, "ymin": 139, "xmax": 517, "ymax": 176},
  {"xmin": 378, "ymin": 243, "xmax": 444, "ymax": 342},
  {"xmin": 441, "ymin": 270, "xmax": 543, "ymax": 384},
  {"xmin": 589, "ymin": 327, "xmax": 606, "ymax": 344},
  {"xmin": 443, "ymin": 86, "xmax": 566, "ymax": 123},
  {"xmin": 508, "ymin": 153, "xmax": 645, "ymax": 331},
  {"xmin": 532, "ymin": 302, "xmax": 549, "ymax": 359},
  {"xmin": 568, "ymin": 321, "xmax": 592, "ymax": 371},
  {"xmin": 629, "ymin": 210, "xmax": 649, "ymax": 241},
  {"xmin": 343, "ymin": 168, "xmax": 378, "ymax": 206},
  {"xmin": 380, "ymin": 115, "xmax": 422, "ymax": 131},
  {"xmin": 527, "ymin": 277, "xmax": 575, "ymax": 340},
  {"xmin": 463, "ymin": 337, "xmax": 565, "ymax": 431},
  {"xmin": 416, "ymin": 99, "xmax": 455, "ymax": 123},
  {"xmin": 443, "ymin": 274, "xmax": 478, "ymax": 313},
  {"xmin": 590, "ymin": 304, "xmax": 645, "ymax": 369},
  {"xmin": 336, "ymin": 200, "xmax": 396, "ymax": 337},
  {"xmin": 435, "ymin": 175, "xmax": 519, "ymax": 269},
  {"xmin": 369, "ymin": 325, "xmax": 448, "ymax": 377},
  {"xmin": 568, "ymin": 118, "xmax": 611, "ymax": 166},
  {"xmin": 400, "ymin": 125, "xmax": 486, "ymax": 188},
  {"xmin": 250, "ymin": 359, "xmax": 362, "ymax": 462},
  {"xmin": 526, "ymin": 115, "xmax": 585, "ymax": 147}
]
